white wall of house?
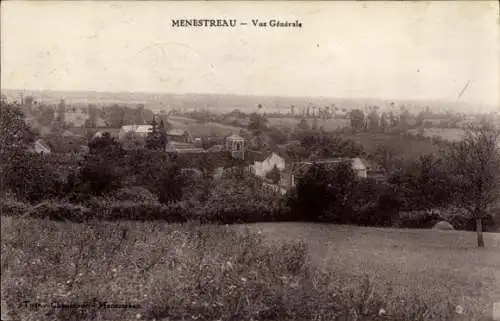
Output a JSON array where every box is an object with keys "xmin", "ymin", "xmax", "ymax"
[
  {"xmin": 119, "ymin": 125, "xmax": 152, "ymax": 140},
  {"xmin": 352, "ymin": 158, "xmax": 367, "ymax": 178},
  {"xmin": 34, "ymin": 140, "xmax": 51, "ymax": 154},
  {"xmin": 252, "ymin": 152, "xmax": 286, "ymax": 178}
]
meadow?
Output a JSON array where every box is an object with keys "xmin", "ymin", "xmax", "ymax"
[
  {"xmin": 169, "ymin": 116, "xmax": 242, "ymax": 137},
  {"xmin": 2, "ymin": 216, "xmax": 499, "ymax": 321},
  {"xmin": 408, "ymin": 128, "xmax": 466, "ymax": 142},
  {"xmin": 267, "ymin": 117, "xmax": 350, "ymax": 132},
  {"xmin": 335, "ymin": 133, "xmax": 440, "ymax": 161}
]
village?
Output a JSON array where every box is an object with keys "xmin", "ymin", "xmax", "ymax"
[{"xmin": 1, "ymin": 2, "xmax": 499, "ymax": 320}]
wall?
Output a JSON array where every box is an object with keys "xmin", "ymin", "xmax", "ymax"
[{"xmin": 252, "ymin": 153, "xmax": 286, "ymax": 177}]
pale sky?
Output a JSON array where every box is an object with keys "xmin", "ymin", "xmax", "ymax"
[{"xmin": 1, "ymin": 1, "xmax": 499, "ymax": 106}]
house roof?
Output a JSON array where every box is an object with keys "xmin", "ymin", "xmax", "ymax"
[
  {"xmin": 227, "ymin": 134, "xmax": 244, "ymax": 141},
  {"xmin": 35, "ymin": 139, "xmax": 51, "ymax": 152},
  {"xmin": 121, "ymin": 125, "xmax": 152, "ymax": 133},
  {"xmin": 167, "ymin": 129, "xmax": 189, "ymax": 136},
  {"xmin": 245, "ymin": 150, "xmax": 268, "ymax": 163},
  {"xmin": 166, "ymin": 141, "xmax": 205, "ymax": 153}
]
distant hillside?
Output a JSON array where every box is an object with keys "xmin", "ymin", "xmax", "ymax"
[{"xmin": 2, "ymin": 89, "xmax": 495, "ymax": 115}]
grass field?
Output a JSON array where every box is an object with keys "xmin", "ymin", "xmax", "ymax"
[
  {"xmin": 2, "ymin": 216, "xmax": 499, "ymax": 320},
  {"xmin": 336, "ymin": 132, "xmax": 440, "ymax": 160},
  {"xmin": 408, "ymin": 128, "xmax": 466, "ymax": 142},
  {"xmin": 245, "ymin": 222, "xmax": 500, "ymax": 299},
  {"xmin": 267, "ymin": 117, "xmax": 350, "ymax": 131},
  {"xmin": 169, "ymin": 116, "xmax": 242, "ymax": 137}
]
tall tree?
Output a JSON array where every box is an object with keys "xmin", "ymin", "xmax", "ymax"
[
  {"xmin": 56, "ymin": 99, "xmax": 66, "ymax": 126},
  {"xmin": 379, "ymin": 112, "xmax": 389, "ymax": 132},
  {"xmin": 444, "ymin": 120, "xmax": 500, "ymax": 247},
  {"xmin": 247, "ymin": 113, "xmax": 268, "ymax": 135},
  {"xmin": 145, "ymin": 116, "xmax": 165, "ymax": 150},
  {"xmin": 85, "ymin": 104, "xmax": 98, "ymax": 128},
  {"xmin": 135, "ymin": 104, "xmax": 146, "ymax": 125},
  {"xmin": 0, "ymin": 102, "xmax": 35, "ymax": 161},
  {"xmin": 367, "ymin": 109, "xmax": 380, "ymax": 132},
  {"xmin": 349, "ymin": 109, "xmax": 365, "ymax": 132}
]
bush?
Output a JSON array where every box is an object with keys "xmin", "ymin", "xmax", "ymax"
[
  {"xmin": 25, "ymin": 201, "xmax": 91, "ymax": 222},
  {"xmin": 195, "ymin": 198, "xmax": 286, "ymax": 224},
  {"xmin": 0, "ymin": 195, "xmax": 29, "ymax": 217},
  {"xmin": 394, "ymin": 207, "xmax": 499, "ymax": 231},
  {"xmin": 3, "ymin": 153, "xmax": 69, "ymax": 202},
  {"xmin": 88, "ymin": 198, "xmax": 188, "ymax": 222},
  {"xmin": 350, "ymin": 205, "xmax": 395, "ymax": 227},
  {"xmin": 110, "ymin": 186, "xmax": 158, "ymax": 203},
  {"xmin": 394, "ymin": 210, "xmax": 441, "ymax": 229}
]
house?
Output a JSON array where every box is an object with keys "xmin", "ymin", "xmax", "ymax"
[
  {"xmin": 287, "ymin": 157, "xmax": 368, "ymax": 189},
  {"xmin": 165, "ymin": 141, "xmax": 205, "ymax": 153},
  {"xmin": 250, "ymin": 152, "xmax": 286, "ymax": 178},
  {"xmin": 167, "ymin": 129, "xmax": 193, "ymax": 144},
  {"xmin": 118, "ymin": 125, "xmax": 152, "ymax": 140},
  {"xmin": 32, "ymin": 139, "xmax": 51, "ymax": 154},
  {"xmin": 362, "ymin": 158, "xmax": 387, "ymax": 182}
]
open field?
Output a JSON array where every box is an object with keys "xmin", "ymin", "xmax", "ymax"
[
  {"xmin": 169, "ymin": 116, "xmax": 242, "ymax": 137},
  {"xmin": 336, "ymin": 133, "xmax": 441, "ymax": 160},
  {"xmin": 2, "ymin": 216, "xmax": 499, "ymax": 321},
  {"xmin": 408, "ymin": 128, "xmax": 466, "ymax": 142},
  {"xmin": 245, "ymin": 222, "xmax": 500, "ymax": 299},
  {"xmin": 267, "ymin": 117, "xmax": 350, "ymax": 131}
]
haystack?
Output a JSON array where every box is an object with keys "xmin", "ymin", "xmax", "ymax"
[{"xmin": 433, "ymin": 220, "xmax": 454, "ymax": 230}]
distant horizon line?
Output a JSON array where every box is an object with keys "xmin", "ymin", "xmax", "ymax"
[{"xmin": 1, "ymin": 87, "xmax": 497, "ymax": 108}]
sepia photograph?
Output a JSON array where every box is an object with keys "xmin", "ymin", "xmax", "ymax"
[{"xmin": 1, "ymin": 1, "xmax": 499, "ymax": 320}]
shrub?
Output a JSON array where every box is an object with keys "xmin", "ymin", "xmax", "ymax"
[
  {"xmin": 394, "ymin": 210, "xmax": 441, "ymax": 229},
  {"xmin": 110, "ymin": 186, "xmax": 158, "ymax": 203},
  {"xmin": 25, "ymin": 201, "xmax": 91, "ymax": 222},
  {"xmin": 0, "ymin": 194, "xmax": 29, "ymax": 217},
  {"xmin": 3, "ymin": 153, "xmax": 68, "ymax": 202},
  {"xmin": 196, "ymin": 198, "xmax": 285, "ymax": 224},
  {"xmin": 394, "ymin": 207, "xmax": 499, "ymax": 232},
  {"xmin": 88, "ymin": 198, "xmax": 188, "ymax": 222}
]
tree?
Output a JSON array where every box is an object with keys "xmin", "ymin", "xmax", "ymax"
[
  {"xmin": 266, "ymin": 165, "xmax": 281, "ymax": 185},
  {"xmin": 56, "ymin": 99, "xmax": 66, "ymax": 126},
  {"xmin": 349, "ymin": 109, "xmax": 365, "ymax": 132},
  {"xmin": 380, "ymin": 113, "xmax": 389, "ymax": 132},
  {"xmin": 296, "ymin": 117, "xmax": 310, "ymax": 131},
  {"xmin": 372, "ymin": 145, "xmax": 396, "ymax": 172},
  {"xmin": 247, "ymin": 113, "xmax": 268, "ymax": 134},
  {"xmin": 135, "ymin": 104, "xmax": 146, "ymax": 125},
  {"xmin": 444, "ymin": 120, "xmax": 500, "ymax": 247},
  {"xmin": 289, "ymin": 161, "xmax": 357, "ymax": 222},
  {"xmin": 0, "ymin": 102, "xmax": 35, "ymax": 162},
  {"xmin": 88, "ymin": 132, "xmax": 122, "ymax": 154},
  {"xmin": 416, "ymin": 111, "xmax": 425, "ymax": 127},
  {"xmin": 85, "ymin": 104, "xmax": 98, "ymax": 128},
  {"xmin": 367, "ymin": 109, "xmax": 380, "ymax": 132},
  {"xmin": 145, "ymin": 116, "xmax": 166, "ymax": 150},
  {"xmin": 38, "ymin": 106, "xmax": 56, "ymax": 127}
]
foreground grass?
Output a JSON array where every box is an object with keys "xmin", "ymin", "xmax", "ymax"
[{"xmin": 2, "ymin": 217, "xmax": 499, "ymax": 321}]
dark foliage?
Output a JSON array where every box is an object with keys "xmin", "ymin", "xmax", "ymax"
[{"xmin": 3, "ymin": 153, "xmax": 68, "ymax": 203}]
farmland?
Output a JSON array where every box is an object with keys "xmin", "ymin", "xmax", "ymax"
[
  {"xmin": 408, "ymin": 128, "xmax": 467, "ymax": 142},
  {"xmin": 169, "ymin": 116, "xmax": 242, "ymax": 137},
  {"xmin": 267, "ymin": 117, "xmax": 350, "ymax": 131}
]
